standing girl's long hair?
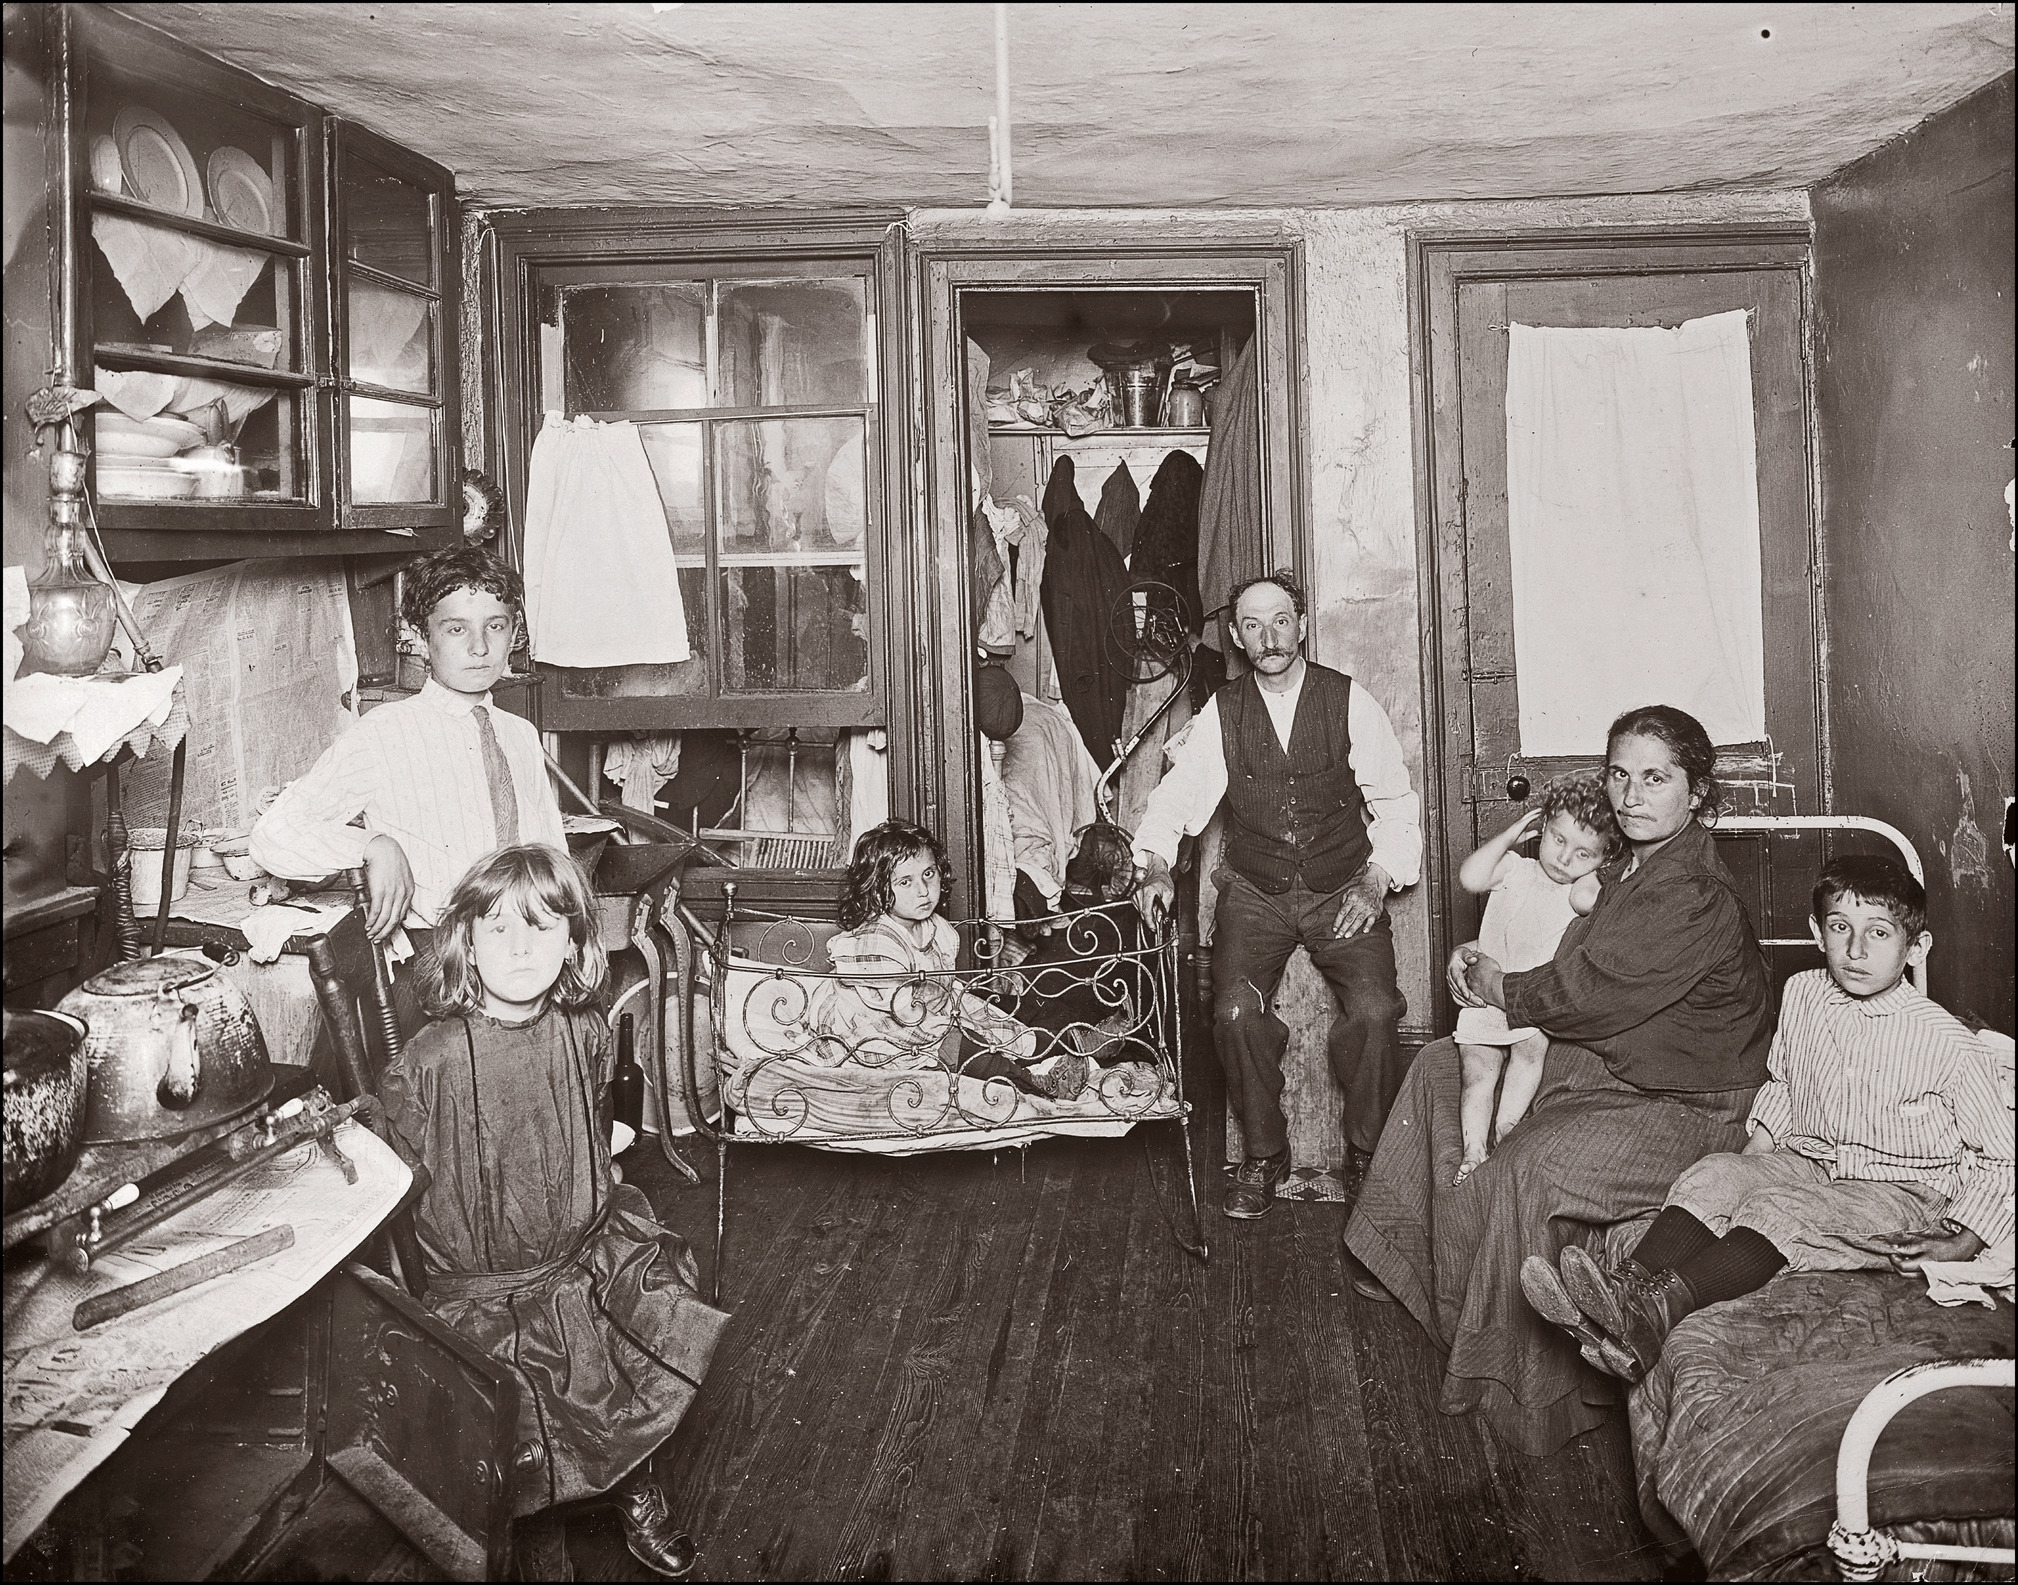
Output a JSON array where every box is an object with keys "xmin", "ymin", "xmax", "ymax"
[
  {"xmin": 425, "ymin": 843, "xmax": 608, "ymax": 1017},
  {"xmin": 838, "ymin": 821, "xmax": 952, "ymax": 931}
]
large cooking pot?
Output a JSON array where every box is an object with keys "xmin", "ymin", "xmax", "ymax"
[
  {"xmin": 59, "ymin": 957, "xmax": 273, "ymax": 1143},
  {"xmin": 3, "ymin": 1008, "xmax": 90, "ymax": 1208}
]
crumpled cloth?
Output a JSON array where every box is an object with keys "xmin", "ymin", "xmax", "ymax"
[
  {"xmin": 603, "ymin": 734, "xmax": 682, "ymax": 813},
  {"xmin": 1920, "ymin": 1237, "xmax": 2017, "ymax": 1308},
  {"xmin": 3, "ymin": 666, "xmax": 184, "ymax": 765},
  {"xmin": 241, "ymin": 901, "xmax": 353, "ymax": 964}
]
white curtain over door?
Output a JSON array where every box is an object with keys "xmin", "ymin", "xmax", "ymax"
[{"xmin": 1505, "ymin": 308, "xmax": 1767, "ymax": 756}]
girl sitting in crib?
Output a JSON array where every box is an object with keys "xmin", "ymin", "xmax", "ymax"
[
  {"xmin": 378, "ymin": 843, "xmax": 728, "ymax": 1578},
  {"xmin": 811, "ymin": 820, "xmax": 1092, "ymax": 1100}
]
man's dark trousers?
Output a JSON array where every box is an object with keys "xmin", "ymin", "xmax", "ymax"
[{"xmin": 1211, "ymin": 869, "xmax": 1406, "ymax": 1158}]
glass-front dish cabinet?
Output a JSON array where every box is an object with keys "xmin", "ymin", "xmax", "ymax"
[{"xmin": 50, "ymin": 4, "xmax": 461, "ymax": 559}]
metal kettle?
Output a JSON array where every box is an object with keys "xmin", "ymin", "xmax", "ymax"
[{"xmin": 58, "ymin": 956, "xmax": 273, "ymax": 1143}]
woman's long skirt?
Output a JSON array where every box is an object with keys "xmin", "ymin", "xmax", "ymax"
[{"xmin": 1344, "ymin": 1039, "xmax": 1752, "ymax": 1455}]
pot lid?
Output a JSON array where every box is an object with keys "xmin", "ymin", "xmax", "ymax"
[{"xmin": 80, "ymin": 956, "xmax": 218, "ymax": 997}]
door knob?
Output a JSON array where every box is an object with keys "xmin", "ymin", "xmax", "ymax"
[{"xmin": 1505, "ymin": 773, "xmax": 1531, "ymax": 801}]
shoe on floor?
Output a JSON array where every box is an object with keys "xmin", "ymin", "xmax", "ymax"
[
  {"xmin": 618, "ymin": 1479, "xmax": 698, "ymax": 1578},
  {"xmin": 1340, "ymin": 1237, "xmax": 1395, "ymax": 1302},
  {"xmin": 1223, "ymin": 1147, "xmax": 1291, "ymax": 1218}
]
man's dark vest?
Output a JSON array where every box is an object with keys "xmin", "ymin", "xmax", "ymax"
[{"xmin": 1220, "ymin": 663, "xmax": 1372, "ymax": 895}]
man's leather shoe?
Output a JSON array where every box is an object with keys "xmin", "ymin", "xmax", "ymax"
[
  {"xmin": 618, "ymin": 1478, "xmax": 698, "ymax": 1578},
  {"xmin": 1340, "ymin": 1237, "xmax": 1394, "ymax": 1301},
  {"xmin": 1223, "ymin": 1148, "xmax": 1291, "ymax": 1218},
  {"xmin": 1519, "ymin": 1254, "xmax": 1610, "ymax": 1354}
]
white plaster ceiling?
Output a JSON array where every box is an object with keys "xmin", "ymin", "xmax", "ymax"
[{"xmin": 117, "ymin": 2, "xmax": 2016, "ymax": 211}]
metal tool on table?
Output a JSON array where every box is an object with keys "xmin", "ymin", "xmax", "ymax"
[
  {"xmin": 73, "ymin": 1223, "xmax": 295, "ymax": 1331},
  {"xmin": 49, "ymin": 1088, "xmax": 372, "ymax": 1273}
]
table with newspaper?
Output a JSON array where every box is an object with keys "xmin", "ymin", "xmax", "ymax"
[{"xmin": 1, "ymin": 1120, "xmax": 410, "ymax": 1560}]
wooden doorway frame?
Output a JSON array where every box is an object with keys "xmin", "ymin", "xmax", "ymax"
[
  {"xmin": 909, "ymin": 230, "xmax": 1310, "ymax": 920},
  {"xmin": 1407, "ymin": 224, "xmax": 1826, "ymax": 1031}
]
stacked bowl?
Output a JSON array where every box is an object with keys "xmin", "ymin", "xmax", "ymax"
[{"xmin": 96, "ymin": 412, "xmax": 206, "ymax": 499}]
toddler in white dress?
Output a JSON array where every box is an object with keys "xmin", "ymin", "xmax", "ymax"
[{"xmin": 1453, "ymin": 774, "xmax": 1620, "ymax": 1184}]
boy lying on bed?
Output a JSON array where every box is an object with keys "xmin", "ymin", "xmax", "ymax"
[{"xmin": 1523, "ymin": 854, "xmax": 2014, "ymax": 1382}]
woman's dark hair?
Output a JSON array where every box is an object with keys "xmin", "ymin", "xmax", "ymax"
[
  {"xmin": 426, "ymin": 843, "xmax": 607, "ymax": 1018},
  {"xmin": 1533, "ymin": 771, "xmax": 1624, "ymax": 859},
  {"xmin": 1605, "ymin": 704, "xmax": 1720, "ymax": 822},
  {"xmin": 401, "ymin": 547, "xmax": 525, "ymax": 630},
  {"xmin": 839, "ymin": 820, "xmax": 952, "ymax": 931}
]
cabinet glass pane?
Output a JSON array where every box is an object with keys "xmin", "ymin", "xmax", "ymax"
[
  {"xmin": 721, "ymin": 564, "xmax": 870, "ymax": 694},
  {"xmin": 341, "ymin": 153, "xmax": 434, "ymax": 287},
  {"xmin": 636, "ymin": 423, "xmax": 706, "ymax": 555},
  {"xmin": 563, "ymin": 285, "xmax": 706, "ymax": 413},
  {"xmin": 718, "ymin": 278, "xmax": 867, "ymax": 408},
  {"xmin": 348, "ymin": 279, "xmax": 435, "ymax": 394},
  {"xmin": 89, "ymin": 211, "xmax": 297, "ymax": 371},
  {"xmin": 349, "ymin": 395, "xmax": 435, "ymax": 504},
  {"xmin": 552, "ymin": 568, "xmax": 710, "ymax": 699},
  {"xmin": 93, "ymin": 385, "xmax": 303, "ymax": 503},
  {"xmin": 714, "ymin": 416, "xmax": 867, "ymax": 553}
]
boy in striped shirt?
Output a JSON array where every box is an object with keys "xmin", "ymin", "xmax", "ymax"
[{"xmin": 1524, "ymin": 854, "xmax": 2012, "ymax": 1381}]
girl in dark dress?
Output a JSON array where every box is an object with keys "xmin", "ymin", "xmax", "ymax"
[
  {"xmin": 380, "ymin": 844, "xmax": 728, "ymax": 1576},
  {"xmin": 1343, "ymin": 706, "xmax": 1773, "ymax": 1455}
]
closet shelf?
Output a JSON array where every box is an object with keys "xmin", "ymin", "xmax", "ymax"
[{"xmin": 987, "ymin": 424, "xmax": 1211, "ymax": 438}]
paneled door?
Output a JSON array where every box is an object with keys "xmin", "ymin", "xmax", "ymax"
[{"xmin": 1414, "ymin": 231, "xmax": 1825, "ymax": 1024}]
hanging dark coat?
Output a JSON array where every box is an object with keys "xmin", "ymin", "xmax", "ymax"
[
  {"xmin": 1093, "ymin": 461, "xmax": 1141, "ymax": 560},
  {"xmin": 1041, "ymin": 455, "xmax": 1080, "ymax": 531},
  {"xmin": 1039, "ymin": 503, "xmax": 1131, "ymax": 769},
  {"xmin": 1133, "ymin": 450, "xmax": 1205, "ymax": 633}
]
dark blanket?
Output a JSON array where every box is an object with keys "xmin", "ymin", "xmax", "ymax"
[{"xmin": 1630, "ymin": 1270, "xmax": 2015, "ymax": 1580}]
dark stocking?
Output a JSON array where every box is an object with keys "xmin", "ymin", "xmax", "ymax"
[
  {"xmin": 1674, "ymin": 1226, "xmax": 1788, "ymax": 1307},
  {"xmin": 1631, "ymin": 1206, "xmax": 1718, "ymax": 1272}
]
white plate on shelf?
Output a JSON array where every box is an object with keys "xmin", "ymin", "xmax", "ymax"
[
  {"xmin": 96, "ymin": 412, "xmax": 206, "ymax": 457},
  {"xmin": 89, "ymin": 134, "xmax": 125, "ymax": 195},
  {"xmin": 112, "ymin": 106, "xmax": 203, "ymax": 217},
  {"xmin": 98, "ymin": 463, "xmax": 200, "ymax": 500},
  {"xmin": 205, "ymin": 146, "xmax": 275, "ymax": 235}
]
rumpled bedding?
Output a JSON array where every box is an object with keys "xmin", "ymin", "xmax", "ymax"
[
  {"xmin": 715, "ymin": 959, "xmax": 1180, "ymax": 1155},
  {"xmin": 1629, "ymin": 1269, "xmax": 2014, "ymax": 1579}
]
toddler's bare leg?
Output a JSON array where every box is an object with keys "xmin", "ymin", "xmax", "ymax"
[
  {"xmin": 1492, "ymin": 1032, "xmax": 1550, "ymax": 1145},
  {"xmin": 1456, "ymin": 1043, "xmax": 1504, "ymax": 1184}
]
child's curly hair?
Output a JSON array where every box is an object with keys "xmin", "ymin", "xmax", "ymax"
[
  {"xmin": 426, "ymin": 844, "xmax": 607, "ymax": 1017},
  {"xmin": 1533, "ymin": 772, "xmax": 1624, "ymax": 858},
  {"xmin": 839, "ymin": 820, "xmax": 951, "ymax": 932}
]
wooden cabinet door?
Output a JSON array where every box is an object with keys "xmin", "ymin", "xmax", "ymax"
[{"xmin": 1419, "ymin": 233, "xmax": 1823, "ymax": 1018}]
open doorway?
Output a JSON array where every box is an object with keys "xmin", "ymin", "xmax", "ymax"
[{"xmin": 910, "ymin": 240, "xmax": 1307, "ymax": 936}]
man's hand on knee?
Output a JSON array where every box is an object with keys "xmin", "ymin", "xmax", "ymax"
[{"xmin": 1332, "ymin": 863, "xmax": 1390, "ymax": 938}]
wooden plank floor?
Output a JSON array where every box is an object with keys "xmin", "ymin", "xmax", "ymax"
[{"xmin": 551, "ymin": 1046, "xmax": 1672, "ymax": 1583}]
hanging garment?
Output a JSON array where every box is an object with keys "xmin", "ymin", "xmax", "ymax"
[
  {"xmin": 1196, "ymin": 335, "xmax": 1262, "ymax": 649},
  {"xmin": 965, "ymin": 340, "xmax": 994, "ymax": 505},
  {"xmin": 1039, "ymin": 504, "xmax": 1131, "ymax": 770},
  {"xmin": 603, "ymin": 734, "xmax": 682, "ymax": 813},
  {"xmin": 1133, "ymin": 450, "xmax": 1206, "ymax": 634},
  {"xmin": 970, "ymin": 503, "xmax": 1015, "ymax": 655},
  {"xmin": 1041, "ymin": 455, "xmax": 1079, "ymax": 532},
  {"xmin": 1094, "ymin": 461, "xmax": 1141, "ymax": 561},
  {"xmin": 1001, "ymin": 691, "xmax": 1102, "ymax": 907},
  {"xmin": 837, "ymin": 728, "xmax": 889, "ymax": 860},
  {"xmin": 979, "ymin": 731, "xmax": 1018, "ymax": 922},
  {"xmin": 1006, "ymin": 495, "xmax": 1048, "ymax": 637},
  {"xmin": 523, "ymin": 412, "xmax": 692, "ymax": 667}
]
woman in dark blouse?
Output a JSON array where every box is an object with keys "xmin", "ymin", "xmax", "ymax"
[{"xmin": 1343, "ymin": 705, "xmax": 1772, "ymax": 1455}]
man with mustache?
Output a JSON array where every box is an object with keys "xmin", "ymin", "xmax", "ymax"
[{"xmin": 1133, "ymin": 571, "xmax": 1419, "ymax": 1218}]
